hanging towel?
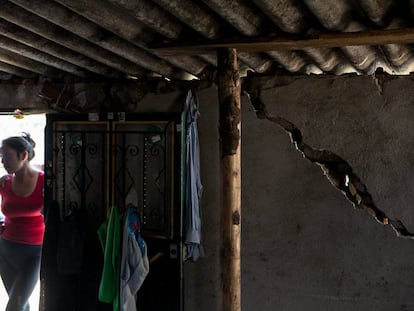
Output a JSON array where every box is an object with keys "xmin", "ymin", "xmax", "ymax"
[
  {"xmin": 97, "ymin": 206, "xmax": 122, "ymax": 311},
  {"xmin": 120, "ymin": 203, "xmax": 149, "ymax": 311},
  {"xmin": 184, "ymin": 90, "xmax": 205, "ymax": 261}
]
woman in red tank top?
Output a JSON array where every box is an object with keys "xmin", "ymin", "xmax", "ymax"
[{"xmin": 0, "ymin": 133, "xmax": 44, "ymax": 311}]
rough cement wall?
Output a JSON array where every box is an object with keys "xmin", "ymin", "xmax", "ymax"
[
  {"xmin": 241, "ymin": 75, "xmax": 414, "ymax": 311},
  {"xmin": 184, "ymin": 75, "xmax": 414, "ymax": 311},
  {"xmin": 135, "ymin": 75, "xmax": 414, "ymax": 310}
]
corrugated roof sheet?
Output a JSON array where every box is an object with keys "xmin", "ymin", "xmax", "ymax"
[{"xmin": 0, "ymin": 0, "xmax": 413, "ymax": 82}]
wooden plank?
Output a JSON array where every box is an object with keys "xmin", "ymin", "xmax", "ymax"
[
  {"xmin": 217, "ymin": 48, "xmax": 242, "ymax": 311},
  {"xmin": 154, "ymin": 27, "xmax": 414, "ymax": 55}
]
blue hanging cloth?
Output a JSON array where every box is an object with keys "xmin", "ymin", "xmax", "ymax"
[{"xmin": 184, "ymin": 90, "xmax": 205, "ymax": 261}]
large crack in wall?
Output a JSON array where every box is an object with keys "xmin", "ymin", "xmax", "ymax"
[{"xmin": 245, "ymin": 89, "xmax": 414, "ymax": 240}]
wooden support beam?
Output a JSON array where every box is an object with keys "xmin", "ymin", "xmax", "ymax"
[
  {"xmin": 154, "ymin": 27, "xmax": 414, "ymax": 55},
  {"xmin": 217, "ymin": 48, "xmax": 241, "ymax": 311}
]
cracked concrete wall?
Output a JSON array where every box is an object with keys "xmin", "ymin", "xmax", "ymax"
[
  {"xmin": 237, "ymin": 75, "xmax": 414, "ymax": 311},
  {"xmin": 136, "ymin": 75, "xmax": 414, "ymax": 310}
]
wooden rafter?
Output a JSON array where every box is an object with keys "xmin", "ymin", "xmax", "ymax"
[{"xmin": 153, "ymin": 28, "xmax": 414, "ymax": 55}]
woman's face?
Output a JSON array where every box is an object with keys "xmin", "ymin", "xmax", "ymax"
[{"xmin": 0, "ymin": 145, "xmax": 25, "ymax": 174}]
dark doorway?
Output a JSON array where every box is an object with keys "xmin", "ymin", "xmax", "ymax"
[{"xmin": 41, "ymin": 113, "xmax": 185, "ymax": 311}]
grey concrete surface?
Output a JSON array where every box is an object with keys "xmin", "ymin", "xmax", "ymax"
[{"xmin": 181, "ymin": 76, "xmax": 414, "ymax": 311}]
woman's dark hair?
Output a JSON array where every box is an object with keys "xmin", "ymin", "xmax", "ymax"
[{"xmin": 2, "ymin": 132, "xmax": 36, "ymax": 161}]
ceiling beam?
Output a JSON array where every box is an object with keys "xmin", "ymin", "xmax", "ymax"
[{"xmin": 153, "ymin": 27, "xmax": 414, "ymax": 55}]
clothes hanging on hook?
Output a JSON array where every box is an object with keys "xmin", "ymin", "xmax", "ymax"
[
  {"xmin": 184, "ymin": 90, "xmax": 205, "ymax": 261},
  {"xmin": 120, "ymin": 204, "xmax": 149, "ymax": 311},
  {"xmin": 97, "ymin": 206, "xmax": 121, "ymax": 311},
  {"xmin": 97, "ymin": 195, "xmax": 149, "ymax": 311}
]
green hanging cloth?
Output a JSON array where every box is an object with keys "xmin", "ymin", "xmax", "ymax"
[{"xmin": 97, "ymin": 206, "xmax": 122, "ymax": 311}]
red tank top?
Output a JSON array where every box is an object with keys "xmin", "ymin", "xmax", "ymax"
[{"xmin": 0, "ymin": 171, "xmax": 45, "ymax": 245}]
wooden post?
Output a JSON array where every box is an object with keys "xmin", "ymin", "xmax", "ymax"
[{"xmin": 217, "ymin": 48, "xmax": 241, "ymax": 311}]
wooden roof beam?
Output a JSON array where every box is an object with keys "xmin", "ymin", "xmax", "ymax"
[{"xmin": 153, "ymin": 27, "xmax": 414, "ymax": 55}]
